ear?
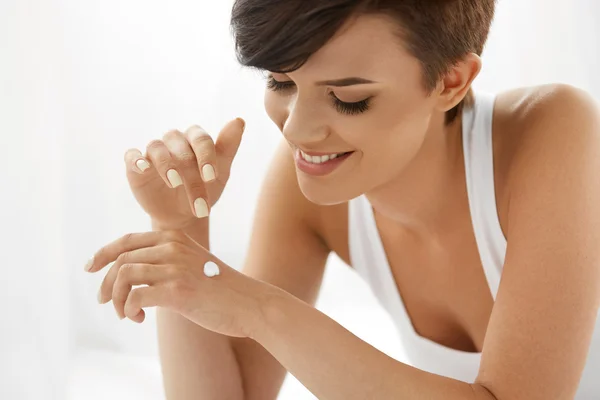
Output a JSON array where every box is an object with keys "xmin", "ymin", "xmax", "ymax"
[{"xmin": 434, "ymin": 53, "xmax": 482, "ymax": 112}]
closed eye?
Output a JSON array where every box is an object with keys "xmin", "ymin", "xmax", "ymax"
[
  {"xmin": 265, "ymin": 75, "xmax": 372, "ymax": 116},
  {"xmin": 266, "ymin": 76, "xmax": 296, "ymax": 91}
]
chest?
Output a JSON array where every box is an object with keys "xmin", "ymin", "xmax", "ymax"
[
  {"xmin": 324, "ymin": 202, "xmax": 497, "ymax": 353},
  {"xmin": 372, "ymin": 212, "xmax": 495, "ymax": 353}
]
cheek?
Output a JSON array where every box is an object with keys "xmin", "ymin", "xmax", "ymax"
[{"xmin": 351, "ymin": 106, "xmax": 432, "ymax": 175}]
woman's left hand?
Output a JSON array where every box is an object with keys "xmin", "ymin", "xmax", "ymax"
[{"xmin": 85, "ymin": 229, "xmax": 266, "ymax": 338}]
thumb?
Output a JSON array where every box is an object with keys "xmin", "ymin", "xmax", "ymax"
[{"xmin": 215, "ymin": 117, "xmax": 245, "ymax": 166}]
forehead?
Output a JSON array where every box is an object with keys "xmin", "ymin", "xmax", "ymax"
[{"xmin": 295, "ymin": 13, "xmax": 415, "ymax": 78}]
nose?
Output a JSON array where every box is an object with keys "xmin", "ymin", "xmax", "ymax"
[{"xmin": 282, "ymin": 96, "xmax": 329, "ymax": 145}]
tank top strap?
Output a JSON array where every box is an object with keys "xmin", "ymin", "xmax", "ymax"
[{"xmin": 462, "ymin": 91, "xmax": 507, "ymax": 300}]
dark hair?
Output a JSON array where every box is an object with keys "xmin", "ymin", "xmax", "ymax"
[{"xmin": 230, "ymin": 0, "xmax": 496, "ymax": 125}]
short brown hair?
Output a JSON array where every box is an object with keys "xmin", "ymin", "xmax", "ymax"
[{"xmin": 230, "ymin": 0, "xmax": 496, "ymax": 125}]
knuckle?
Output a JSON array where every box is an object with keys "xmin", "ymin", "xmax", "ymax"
[
  {"xmin": 116, "ymin": 251, "xmax": 131, "ymax": 265},
  {"xmin": 163, "ymin": 129, "xmax": 182, "ymax": 140},
  {"xmin": 164, "ymin": 281, "xmax": 181, "ymax": 297},
  {"xmin": 164, "ymin": 265, "xmax": 180, "ymax": 280},
  {"xmin": 185, "ymin": 124, "xmax": 206, "ymax": 133},
  {"xmin": 167, "ymin": 281, "xmax": 189, "ymax": 308},
  {"xmin": 118, "ymin": 262, "xmax": 134, "ymax": 277},
  {"xmin": 185, "ymin": 125, "xmax": 209, "ymax": 139},
  {"xmin": 189, "ymin": 132, "xmax": 214, "ymax": 147},
  {"xmin": 146, "ymin": 139, "xmax": 165, "ymax": 150},
  {"xmin": 176, "ymin": 151, "xmax": 197, "ymax": 165},
  {"xmin": 164, "ymin": 241, "xmax": 184, "ymax": 254}
]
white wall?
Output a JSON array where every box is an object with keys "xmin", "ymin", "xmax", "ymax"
[{"xmin": 1, "ymin": 1, "xmax": 598, "ymax": 399}]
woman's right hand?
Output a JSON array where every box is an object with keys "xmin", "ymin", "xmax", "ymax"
[{"xmin": 123, "ymin": 118, "xmax": 245, "ymax": 231}]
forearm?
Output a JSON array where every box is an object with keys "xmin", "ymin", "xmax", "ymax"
[
  {"xmin": 157, "ymin": 308, "xmax": 244, "ymax": 400},
  {"xmin": 253, "ymin": 288, "xmax": 495, "ymax": 400},
  {"xmin": 153, "ymin": 219, "xmax": 244, "ymax": 400}
]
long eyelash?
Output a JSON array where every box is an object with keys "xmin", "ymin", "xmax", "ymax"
[
  {"xmin": 266, "ymin": 75, "xmax": 371, "ymax": 115},
  {"xmin": 266, "ymin": 76, "xmax": 295, "ymax": 91},
  {"xmin": 329, "ymin": 93, "xmax": 371, "ymax": 115}
]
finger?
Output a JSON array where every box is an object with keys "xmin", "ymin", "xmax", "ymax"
[
  {"xmin": 124, "ymin": 285, "xmax": 168, "ymax": 322},
  {"xmin": 144, "ymin": 137, "xmax": 184, "ymax": 190},
  {"xmin": 214, "ymin": 118, "xmax": 245, "ymax": 177},
  {"xmin": 112, "ymin": 263, "xmax": 170, "ymax": 319},
  {"xmin": 98, "ymin": 245, "xmax": 168, "ymax": 304},
  {"xmin": 129, "ymin": 308, "xmax": 145, "ymax": 324},
  {"xmin": 124, "ymin": 148, "xmax": 152, "ymax": 174},
  {"xmin": 87, "ymin": 230, "xmax": 181, "ymax": 273},
  {"xmin": 184, "ymin": 125, "xmax": 218, "ymax": 183},
  {"xmin": 164, "ymin": 128, "xmax": 210, "ymax": 219},
  {"xmin": 97, "ymin": 245, "xmax": 167, "ymax": 304}
]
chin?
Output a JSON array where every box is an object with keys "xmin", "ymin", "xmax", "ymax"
[{"xmin": 296, "ymin": 174, "xmax": 367, "ymax": 206}]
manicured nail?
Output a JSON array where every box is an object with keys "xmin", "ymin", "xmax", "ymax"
[
  {"xmin": 167, "ymin": 169, "xmax": 183, "ymax": 188},
  {"xmin": 84, "ymin": 256, "xmax": 95, "ymax": 272},
  {"xmin": 236, "ymin": 117, "xmax": 245, "ymax": 132},
  {"xmin": 202, "ymin": 164, "xmax": 216, "ymax": 182},
  {"xmin": 194, "ymin": 198, "xmax": 209, "ymax": 218},
  {"xmin": 135, "ymin": 159, "xmax": 150, "ymax": 173},
  {"xmin": 203, "ymin": 261, "xmax": 220, "ymax": 277}
]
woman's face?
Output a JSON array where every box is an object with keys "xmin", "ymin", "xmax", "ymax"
[{"xmin": 264, "ymin": 14, "xmax": 440, "ymax": 206}]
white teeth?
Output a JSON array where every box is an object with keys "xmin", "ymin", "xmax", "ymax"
[{"xmin": 299, "ymin": 150, "xmax": 347, "ymax": 164}]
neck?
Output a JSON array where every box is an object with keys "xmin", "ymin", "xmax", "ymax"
[{"xmin": 365, "ymin": 110, "xmax": 468, "ymax": 241}]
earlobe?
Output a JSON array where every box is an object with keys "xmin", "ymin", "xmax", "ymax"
[{"xmin": 435, "ymin": 53, "xmax": 482, "ymax": 112}]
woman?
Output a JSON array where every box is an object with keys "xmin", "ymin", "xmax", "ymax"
[{"xmin": 86, "ymin": 1, "xmax": 600, "ymax": 398}]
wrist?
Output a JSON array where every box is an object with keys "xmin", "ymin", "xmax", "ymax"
[
  {"xmin": 151, "ymin": 217, "xmax": 210, "ymax": 249},
  {"xmin": 249, "ymin": 283, "xmax": 295, "ymax": 342}
]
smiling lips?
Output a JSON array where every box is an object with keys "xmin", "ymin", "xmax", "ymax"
[{"xmin": 295, "ymin": 148, "xmax": 354, "ymax": 176}]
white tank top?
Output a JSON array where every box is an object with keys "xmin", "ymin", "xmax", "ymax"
[{"xmin": 347, "ymin": 91, "xmax": 600, "ymax": 397}]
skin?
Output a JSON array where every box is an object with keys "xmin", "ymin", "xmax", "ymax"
[{"xmin": 88, "ymin": 13, "xmax": 600, "ymax": 400}]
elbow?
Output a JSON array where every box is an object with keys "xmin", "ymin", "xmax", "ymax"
[{"xmin": 471, "ymin": 383, "xmax": 499, "ymax": 400}]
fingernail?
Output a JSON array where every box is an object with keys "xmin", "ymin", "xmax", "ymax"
[
  {"xmin": 167, "ymin": 169, "xmax": 183, "ymax": 188},
  {"xmin": 236, "ymin": 117, "xmax": 245, "ymax": 132},
  {"xmin": 84, "ymin": 256, "xmax": 95, "ymax": 272},
  {"xmin": 135, "ymin": 159, "xmax": 150, "ymax": 173},
  {"xmin": 194, "ymin": 198, "xmax": 209, "ymax": 218},
  {"xmin": 202, "ymin": 164, "xmax": 216, "ymax": 182}
]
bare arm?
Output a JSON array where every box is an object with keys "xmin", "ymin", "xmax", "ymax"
[
  {"xmin": 156, "ymin": 139, "xmax": 330, "ymax": 399},
  {"xmin": 155, "ymin": 217, "xmax": 246, "ymax": 400},
  {"xmin": 224, "ymin": 85, "xmax": 600, "ymax": 400}
]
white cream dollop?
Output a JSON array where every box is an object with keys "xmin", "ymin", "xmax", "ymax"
[{"xmin": 203, "ymin": 261, "xmax": 220, "ymax": 278}]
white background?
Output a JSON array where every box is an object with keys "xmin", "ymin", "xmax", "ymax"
[{"xmin": 1, "ymin": 1, "xmax": 598, "ymax": 399}]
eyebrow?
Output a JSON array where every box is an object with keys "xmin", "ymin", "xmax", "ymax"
[{"xmin": 315, "ymin": 77, "xmax": 377, "ymax": 87}]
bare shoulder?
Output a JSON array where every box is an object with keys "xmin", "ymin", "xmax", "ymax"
[
  {"xmin": 494, "ymin": 83, "xmax": 600, "ymax": 181},
  {"xmin": 489, "ymin": 84, "xmax": 599, "ymax": 232},
  {"xmin": 495, "ymin": 83, "xmax": 599, "ymax": 130}
]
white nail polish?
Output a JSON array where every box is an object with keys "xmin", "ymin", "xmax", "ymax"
[
  {"xmin": 167, "ymin": 169, "xmax": 183, "ymax": 188},
  {"xmin": 136, "ymin": 159, "xmax": 150, "ymax": 172},
  {"xmin": 194, "ymin": 198, "xmax": 209, "ymax": 218},
  {"xmin": 203, "ymin": 261, "xmax": 220, "ymax": 277},
  {"xmin": 84, "ymin": 256, "xmax": 94, "ymax": 272},
  {"xmin": 202, "ymin": 164, "xmax": 216, "ymax": 182}
]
